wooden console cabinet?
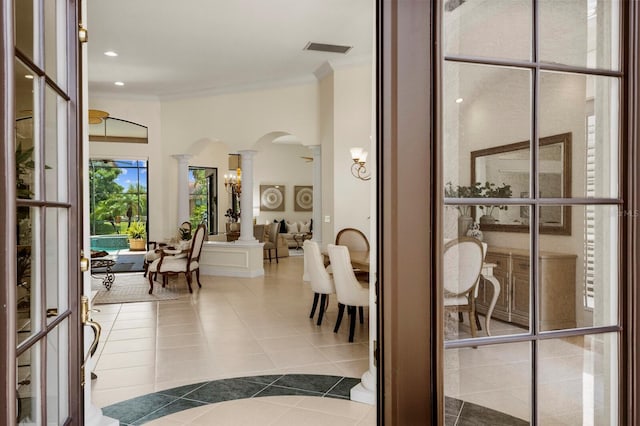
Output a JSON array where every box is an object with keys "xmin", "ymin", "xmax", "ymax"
[{"xmin": 476, "ymin": 247, "xmax": 577, "ymax": 331}]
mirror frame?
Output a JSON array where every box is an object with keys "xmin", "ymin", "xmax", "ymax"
[{"xmin": 471, "ymin": 132, "xmax": 572, "ymax": 235}]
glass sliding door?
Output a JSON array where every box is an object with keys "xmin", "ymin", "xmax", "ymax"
[
  {"xmin": 441, "ymin": 1, "xmax": 622, "ymax": 424},
  {"xmin": 89, "ymin": 159, "xmax": 148, "ymax": 272},
  {"xmin": 188, "ymin": 166, "xmax": 218, "ymax": 234}
]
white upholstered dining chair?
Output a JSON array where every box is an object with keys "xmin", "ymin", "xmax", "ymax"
[
  {"xmin": 327, "ymin": 244, "xmax": 369, "ymax": 342},
  {"xmin": 304, "ymin": 240, "xmax": 336, "ymax": 326},
  {"xmin": 443, "ymin": 237, "xmax": 484, "ymax": 338}
]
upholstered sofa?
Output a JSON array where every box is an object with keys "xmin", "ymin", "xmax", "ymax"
[{"xmin": 275, "ymin": 219, "xmax": 312, "ymax": 249}]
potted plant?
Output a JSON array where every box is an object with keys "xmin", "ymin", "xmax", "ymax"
[
  {"xmin": 445, "ymin": 182, "xmax": 482, "ymax": 236},
  {"xmin": 478, "ymin": 182, "xmax": 512, "ymax": 224},
  {"xmin": 126, "ymin": 221, "xmax": 147, "ymax": 251}
]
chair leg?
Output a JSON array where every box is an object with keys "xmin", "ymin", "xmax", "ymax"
[
  {"xmin": 195, "ymin": 268, "xmax": 202, "ymax": 288},
  {"xmin": 275, "ymin": 248, "xmax": 278, "ymax": 264},
  {"xmin": 348, "ymin": 306, "xmax": 356, "ymax": 342},
  {"xmin": 458, "ymin": 312, "xmax": 464, "ymax": 322},
  {"xmin": 334, "ymin": 303, "xmax": 345, "ymax": 333},
  {"xmin": 475, "ymin": 311, "xmax": 482, "ymax": 331},
  {"xmin": 162, "ymin": 274, "xmax": 168, "ymax": 287},
  {"xmin": 148, "ymin": 272, "xmax": 154, "ymax": 294},
  {"xmin": 268, "ymin": 249, "xmax": 272, "ymax": 263},
  {"xmin": 143, "ymin": 262, "xmax": 148, "ymax": 277},
  {"xmin": 310, "ymin": 293, "xmax": 319, "ymax": 318},
  {"xmin": 469, "ymin": 299, "xmax": 477, "ymax": 338},
  {"xmin": 185, "ymin": 272, "xmax": 193, "ymax": 293},
  {"xmin": 359, "ymin": 306, "xmax": 364, "ymax": 324},
  {"xmin": 317, "ymin": 294, "xmax": 327, "ymax": 326}
]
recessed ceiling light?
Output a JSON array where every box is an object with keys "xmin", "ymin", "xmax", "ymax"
[
  {"xmin": 24, "ymin": 75, "xmax": 34, "ymax": 79},
  {"xmin": 104, "ymin": 51, "xmax": 118, "ymax": 57},
  {"xmin": 455, "ymin": 97, "xmax": 464, "ymax": 103},
  {"xmin": 114, "ymin": 81, "xmax": 125, "ymax": 86}
]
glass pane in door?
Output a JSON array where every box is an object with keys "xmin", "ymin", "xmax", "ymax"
[
  {"xmin": 14, "ymin": 0, "xmax": 34, "ymax": 60},
  {"xmin": 45, "ymin": 86, "xmax": 69, "ymax": 202},
  {"xmin": 539, "ymin": 205, "xmax": 618, "ymax": 331},
  {"xmin": 16, "ymin": 206, "xmax": 41, "ymax": 342},
  {"xmin": 45, "ymin": 208, "xmax": 69, "ymax": 325},
  {"xmin": 46, "ymin": 320, "xmax": 69, "ymax": 423},
  {"xmin": 15, "ymin": 58, "xmax": 36, "ymax": 201},
  {"xmin": 445, "ymin": 342, "xmax": 531, "ymax": 424},
  {"xmin": 44, "ymin": 0, "xmax": 67, "ymax": 89},
  {"xmin": 443, "ymin": 0, "xmax": 532, "ymax": 61},
  {"xmin": 17, "ymin": 342, "xmax": 41, "ymax": 425},
  {"xmin": 538, "ymin": 0, "xmax": 621, "ymax": 71},
  {"xmin": 539, "ymin": 71, "xmax": 619, "ymax": 199},
  {"xmin": 538, "ymin": 334, "xmax": 618, "ymax": 424},
  {"xmin": 443, "ymin": 62, "xmax": 531, "ymax": 190}
]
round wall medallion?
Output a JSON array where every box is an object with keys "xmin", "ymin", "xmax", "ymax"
[
  {"xmin": 261, "ymin": 187, "xmax": 283, "ymax": 210},
  {"xmin": 295, "ymin": 187, "xmax": 313, "ymax": 210}
]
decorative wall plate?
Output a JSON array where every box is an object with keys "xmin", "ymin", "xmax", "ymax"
[
  {"xmin": 294, "ymin": 185, "xmax": 313, "ymax": 211},
  {"xmin": 260, "ymin": 185, "xmax": 285, "ymax": 211}
]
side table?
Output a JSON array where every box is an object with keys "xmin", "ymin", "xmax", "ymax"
[
  {"xmin": 91, "ymin": 257, "xmax": 116, "ymax": 290},
  {"xmin": 293, "ymin": 232, "xmax": 312, "ymax": 249}
]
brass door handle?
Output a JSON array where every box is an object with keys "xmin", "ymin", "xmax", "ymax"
[
  {"xmin": 80, "ymin": 295, "xmax": 102, "ymax": 387},
  {"xmin": 46, "ymin": 308, "xmax": 58, "ymax": 318}
]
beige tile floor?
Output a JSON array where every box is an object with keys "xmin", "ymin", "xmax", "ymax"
[
  {"xmin": 90, "ymin": 256, "xmax": 370, "ymax": 409},
  {"xmin": 445, "ymin": 314, "xmax": 617, "ymax": 425}
]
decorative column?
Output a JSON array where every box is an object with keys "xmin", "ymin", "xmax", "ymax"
[
  {"xmin": 172, "ymin": 154, "xmax": 192, "ymax": 225},
  {"xmin": 238, "ymin": 150, "xmax": 258, "ymax": 242},
  {"xmin": 309, "ymin": 145, "xmax": 322, "ymax": 244}
]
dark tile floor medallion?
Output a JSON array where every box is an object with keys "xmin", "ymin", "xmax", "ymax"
[
  {"xmin": 102, "ymin": 374, "xmax": 360, "ymax": 425},
  {"xmin": 102, "ymin": 373, "xmax": 528, "ymax": 425},
  {"xmin": 445, "ymin": 395, "xmax": 529, "ymax": 426}
]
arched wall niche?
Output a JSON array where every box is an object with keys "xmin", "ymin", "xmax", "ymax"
[{"xmin": 251, "ymin": 131, "xmax": 314, "ymax": 225}]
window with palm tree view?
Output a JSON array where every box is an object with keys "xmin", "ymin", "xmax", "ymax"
[{"xmin": 89, "ymin": 159, "xmax": 148, "ymax": 272}]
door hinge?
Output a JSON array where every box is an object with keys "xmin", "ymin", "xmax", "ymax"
[
  {"xmin": 373, "ymin": 339, "xmax": 378, "ymax": 367},
  {"xmin": 78, "ymin": 24, "xmax": 88, "ymax": 43}
]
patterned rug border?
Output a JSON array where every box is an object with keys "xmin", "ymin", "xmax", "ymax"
[{"xmin": 92, "ymin": 273, "xmax": 189, "ymax": 305}]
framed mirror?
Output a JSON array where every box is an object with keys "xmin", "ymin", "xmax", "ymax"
[{"xmin": 471, "ymin": 132, "xmax": 572, "ymax": 235}]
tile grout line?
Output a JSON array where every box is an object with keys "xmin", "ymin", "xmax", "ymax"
[{"xmin": 322, "ymin": 376, "xmax": 346, "ymax": 397}]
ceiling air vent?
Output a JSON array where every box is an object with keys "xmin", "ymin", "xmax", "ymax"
[{"xmin": 304, "ymin": 42, "xmax": 352, "ymax": 54}]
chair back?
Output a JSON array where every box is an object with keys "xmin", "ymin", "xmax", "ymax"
[
  {"xmin": 188, "ymin": 224, "xmax": 207, "ymax": 263},
  {"xmin": 327, "ymin": 244, "xmax": 367, "ymax": 306},
  {"xmin": 267, "ymin": 222, "xmax": 280, "ymax": 244},
  {"xmin": 335, "ymin": 228, "xmax": 369, "ymax": 252},
  {"xmin": 253, "ymin": 224, "xmax": 266, "ymax": 242},
  {"xmin": 304, "ymin": 241, "xmax": 334, "ymax": 294},
  {"xmin": 178, "ymin": 221, "xmax": 192, "ymax": 239},
  {"xmin": 443, "ymin": 237, "xmax": 484, "ymax": 296}
]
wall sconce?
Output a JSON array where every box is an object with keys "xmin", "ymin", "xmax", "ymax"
[{"xmin": 350, "ymin": 147, "xmax": 371, "ymax": 181}]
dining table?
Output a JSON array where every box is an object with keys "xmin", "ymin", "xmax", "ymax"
[{"xmin": 322, "ymin": 249, "xmax": 370, "ymax": 273}]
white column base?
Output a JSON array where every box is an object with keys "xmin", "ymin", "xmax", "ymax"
[
  {"xmin": 85, "ymin": 404, "xmax": 118, "ymax": 426},
  {"xmin": 350, "ymin": 370, "xmax": 376, "ymax": 405}
]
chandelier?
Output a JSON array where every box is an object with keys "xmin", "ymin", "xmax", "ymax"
[{"xmin": 224, "ymin": 167, "xmax": 242, "ymax": 195}]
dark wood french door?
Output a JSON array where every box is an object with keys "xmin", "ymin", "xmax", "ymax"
[{"xmin": 2, "ymin": 0, "xmax": 83, "ymax": 423}]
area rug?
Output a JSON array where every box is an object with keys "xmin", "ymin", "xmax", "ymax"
[{"xmin": 92, "ymin": 273, "xmax": 190, "ymax": 305}]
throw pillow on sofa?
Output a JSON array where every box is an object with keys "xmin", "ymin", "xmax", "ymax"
[
  {"xmin": 299, "ymin": 220, "xmax": 311, "ymax": 233},
  {"xmin": 286, "ymin": 221, "xmax": 299, "ymax": 233}
]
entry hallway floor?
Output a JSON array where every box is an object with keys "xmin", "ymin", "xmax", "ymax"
[{"xmin": 90, "ymin": 256, "xmax": 370, "ymax": 409}]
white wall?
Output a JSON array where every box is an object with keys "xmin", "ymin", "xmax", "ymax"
[
  {"xmin": 87, "ymin": 97, "xmax": 166, "ymax": 241},
  {"xmin": 331, "ymin": 63, "xmax": 373, "ymax": 243},
  {"xmin": 90, "ymin": 67, "xmax": 373, "ymax": 244},
  {"xmin": 252, "ymin": 137, "xmax": 313, "ymax": 226}
]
